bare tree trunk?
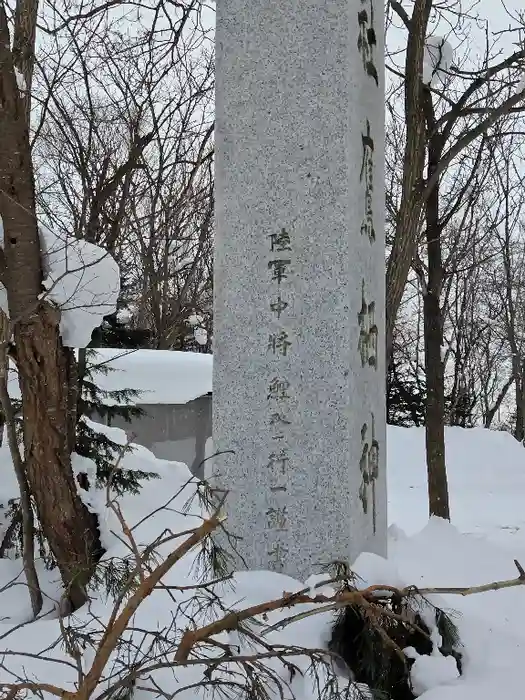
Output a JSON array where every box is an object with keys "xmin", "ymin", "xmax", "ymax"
[
  {"xmin": 514, "ymin": 364, "xmax": 525, "ymax": 443},
  {"xmin": 385, "ymin": 0, "xmax": 432, "ymax": 361},
  {"xmin": 12, "ymin": 0, "xmax": 37, "ymax": 123},
  {"xmin": 0, "ymin": 5, "xmax": 101, "ymax": 610},
  {"xmin": 494, "ymin": 149, "xmax": 525, "ymax": 443},
  {"xmin": 14, "ymin": 312, "xmax": 102, "ymax": 609},
  {"xmin": 0, "ymin": 313, "xmax": 42, "ymax": 616},
  {"xmin": 423, "ymin": 261, "xmax": 450, "ymax": 518},
  {"xmin": 484, "ymin": 376, "xmax": 513, "ymax": 428},
  {"xmin": 423, "ymin": 91, "xmax": 450, "ymax": 520}
]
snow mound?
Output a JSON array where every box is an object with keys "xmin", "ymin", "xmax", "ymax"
[
  {"xmin": 410, "ymin": 653, "xmax": 460, "ymax": 696},
  {"xmin": 0, "ymin": 424, "xmax": 524, "ymax": 699},
  {"xmin": 388, "ymin": 425, "xmax": 525, "ymax": 549}
]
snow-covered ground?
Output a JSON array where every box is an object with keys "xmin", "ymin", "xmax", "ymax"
[
  {"xmin": 389, "ymin": 425, "xmax": 525, "ymax": 548},
  {"xmin": 0, "ymin": 423, "xmax": 523, "ymax": 700},
  {"xmin": 388, "ymin": 426, "xmax": 525, "ymax": 699}
]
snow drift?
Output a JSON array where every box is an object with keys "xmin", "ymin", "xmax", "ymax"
[{"xmin": 0, "ymin": 423, "xmax": 523, "ymax": 699}]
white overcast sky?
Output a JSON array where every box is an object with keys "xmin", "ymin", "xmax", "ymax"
[
  {"xmin": 478, "ymin": 0, "xmax": 523, "ymax": 34},
  {"xmin": 385, "ymin": 0, "xmax": 524, "ymax": 71}
]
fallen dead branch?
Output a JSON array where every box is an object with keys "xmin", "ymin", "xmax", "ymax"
[
  {"xmin": 175, "ymin": 558, "xmax": 525, "ymax": 663},
  {"xmin": 1, "ymin": 485, "xmax": 524, "ymax": 700}
]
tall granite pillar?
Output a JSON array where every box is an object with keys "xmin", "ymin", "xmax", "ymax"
[{"xmin": 213, "ymin": 0, "xmax": 386, "ymax": 579}]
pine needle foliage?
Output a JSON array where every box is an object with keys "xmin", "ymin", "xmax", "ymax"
[
  {"xmin": 76, "ymin": 348, "xmax": 159, "ymax": 494},
  {"xmin": 329, "ymin": 583, "xmax": 463, "ymax": 700},
  {"xmin": 88, "ymin": 555, "xmax": 139, "ymax": 599}
]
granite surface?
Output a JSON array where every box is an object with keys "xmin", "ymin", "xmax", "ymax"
[{"xmin": 213, "ymin": 0, "xmax": 386, "ymax": 580}]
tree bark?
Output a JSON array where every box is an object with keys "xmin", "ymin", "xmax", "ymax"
[
  {"xmin": 12, "ymin": 0, "xmax": 38, "ymax": 123},
  {"xmin": 14, "ymin": 312, "xmax": 102, "ymax": 609},
  {"xmin": 0, "ymin": 7, "xmax": 101, "ymax": 610},
  {"xmin": 0, "ymin": 313, "xmax": 42, "ymax": 617},
  {"xmin": 484, "ymin": 375, "xmax": 513, "ymax": 429},
  {"xmin": 423, "ymin": 89, "xmax": 450, "ymax": 520},
  {"xmin": 514, "ymin": 364, "xmax": 525, "ymax": 443},
  {"xmin": 385, "ymin": 0, "xmax": 433, "ymax": 362}
]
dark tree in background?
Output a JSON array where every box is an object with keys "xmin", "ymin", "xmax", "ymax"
[{"xmin": 387, "ymin": 360, "xmax": 426, "ymax": 428}]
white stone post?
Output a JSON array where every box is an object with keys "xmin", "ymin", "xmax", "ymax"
[{"xmin": 213, "ymin": 0, "xmax": 386, "ymax": 579}]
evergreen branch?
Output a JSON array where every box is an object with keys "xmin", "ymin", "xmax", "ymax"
[
  {"xmin": 105, "ymin": 438, "xmax": 146, "ymax": 583},
  {"xmin": 261, "ymin": 599, "xmax": 431, "ymax": 642},
  {"xmin": 76, "ymin": 506, "xmax": 226, "ymax": 700},
  {"xmin": 174, "ymin": 561, "xmax": 525, "ymax": 663}
]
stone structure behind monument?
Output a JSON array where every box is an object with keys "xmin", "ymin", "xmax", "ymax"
[{"xmin": 213, "ymin": 0, "xmax": 386, "ymax": 579}]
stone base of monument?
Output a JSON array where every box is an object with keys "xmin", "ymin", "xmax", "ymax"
[{"xmin": 328, "ymin": 590, "xmax": 463, "ymax": 700}]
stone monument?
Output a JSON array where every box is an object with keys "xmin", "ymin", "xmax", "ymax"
[{"xmin": 213, "ymin": 0, "xmax": 386, "ymax": 580}]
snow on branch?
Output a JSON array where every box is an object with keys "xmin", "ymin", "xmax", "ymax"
[
  {"xmin": 39, "ymin": 226, "xmax": 120, "ymax": 347},
  {"xmin": 0, "ymin": 217, "xmax": 120, "ymax": 347},
  {"xmin": 423, "ymin": 36, "xmax": 454, "ymax": 86}
]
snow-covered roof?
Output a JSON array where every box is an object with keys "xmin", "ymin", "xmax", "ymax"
[
  {"xmin": 8, "ymin": 350, "xmax": 213, "ymax": 406},
  {"xmin": 92, "ymin": 349, "xmax": 212, "ymax": 405}
]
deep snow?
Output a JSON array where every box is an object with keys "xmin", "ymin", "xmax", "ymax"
[{"xmin": 0, "ymin": 422, "xmax": 523, "ymax": 700}]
